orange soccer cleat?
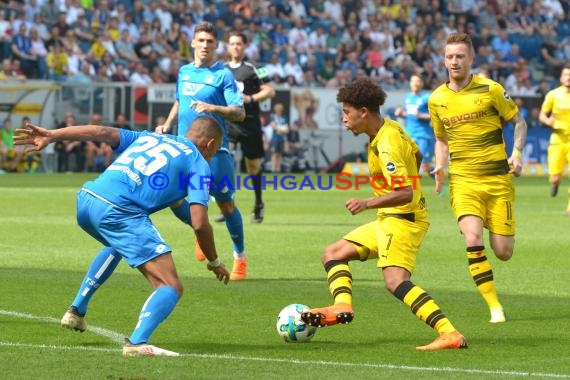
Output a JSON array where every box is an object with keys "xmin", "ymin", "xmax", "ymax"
[
  {"xmin": 300, "ymin": 303, "xmax": 354, "ymax": 327},
  {"xmin": 230, "ymin": 258, "xmax": 247, "ymax": 281},
  {"xmin": 416, "ymin": 331, "xmax": 468, "ymax": 351}
]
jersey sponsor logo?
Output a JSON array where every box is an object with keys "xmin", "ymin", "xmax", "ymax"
[
  {"xmin": 503, "ymin": 91, "xmax": 511, "ymax": 100},
  {"xmin": 155, "ymin": 244, "xmax": 167, "ymax": 254},
  {"xmin": 182, "ymin": 82, "xmax": 206, "ymax": 96},
  {"xmin": 385, "ymin": 161, "xmax": 396, "ymax": 173},
  {"xmin": 441, "ymin": 111, "xmax": 488, "ymax": 127}
]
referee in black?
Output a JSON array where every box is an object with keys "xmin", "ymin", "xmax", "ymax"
[{"xmin": 222, "ymin": 31, "xmax": 276, "ymax": 223}]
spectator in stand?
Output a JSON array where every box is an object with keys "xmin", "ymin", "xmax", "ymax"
[
  {"xmin": 325, "ymin": 23, "xmax": 341, "ymax": 55},
  {"xmin": 115, "ymin": 29, "xmax": 140, "ymax": 67},
  {"xmin": 72, "ymin": 13, "xmax": 95, "ymax": 54},
  {"xmin": 541, "ymin": 30, "xmax": 565, "ymax": 76},
  {"xmin": 308, "ymin": 24, "xmax": 327, "ymax": 52},
  {"xmin": 84, "ymin": 113, "xmax": 113, "ymax": 172},
  {"xmin": 121, "ymin": 13, "xmax": 140, "ymax": 44},
  {"xmin": 0, "ymin": 9, "xmax": 11, "ymax": 61},
  {"xmin": 11, "ymin": 23, "xmax": 37, "ymax": 78},
  {"xmin": 284, "ymin": 52, "xmax": 304, "ymax": 85},
  {"xmin": 130, "ymin": 62, "xmax": 153, "ymax": 84},
  {"xmin": 156, "ymin": 0, "xmax": 174, "ymax": 34},
  {"xmin": 54, "ymin": 112, "xmax": 84, "ymax": 172},
  {"xmin": 113, "ymin": 113, "xmax": 132, "ymax": 131},
  {"xmin": 265, "ymin": 53, "xmax": 286, "ymax": 84},
  {"xmin": 29, "ymin": 28, "xmax": 48, "ymax": 79},
  {"xmin": 91, "ymin": 0, "xmax": 111, "ymax": 32},
  {"xmin": 318, "ymin": 56, "xmax": 336, "ymax": 84},
  {"xmin": 53, "ymin": 12, "xmax": 70, "ymax": 38},
  {"xmin": 270, "ymin": 23, "xmax": 288, "ymax": 48},
  {"xmin": 288, "ymin": 18, "xmax": 309, "ymax": 52},
  {"xmin": 111, "ymin": 63, "xmax": 130, "ymax": 82},
  {"xmin": 0, "ymin": 59, "xmax": 25, "ymax": 80},
  {"xmin": 269, "ymin": 103, "xmax": 289, "ymax": 173},
  {"xmin": 46, "ymin": 42, "xmax": 69, "ymax": 82},
  {"xmin": 31, "ymin": 13, "xmax": 50, "ymax": 42},
  {"xmin": 40, "ymin": 0, "xmax": 59, "ymax": 28}
]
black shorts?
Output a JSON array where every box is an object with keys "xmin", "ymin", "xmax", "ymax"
[{"xmin": 228, "ymin": 117, "xmax": 265, "ymax": 159}]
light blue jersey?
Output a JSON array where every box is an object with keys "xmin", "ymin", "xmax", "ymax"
[
  {"xmin": 176, "ymin": 61, "xmax": 243, "ymax": 149},
  {"xmin": 83, "ymin": 129, "xmax": 211, "ymax": 213},
  {"xmin": 403, "ymin": 92, "xmax": 433, "ymax": 139}
]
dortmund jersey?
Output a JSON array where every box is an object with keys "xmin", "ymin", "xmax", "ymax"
[
  {"xmin": 428, "ymin": 75, "xmax": 518, "ymax": 177},
  {"xmin": 541, "ymin": 86, "xmax": 570, "ymax": 144},
  {"xmin": 368, "ymin": 118, "xmax": 427, "ymax": 220},
  {"xmin": 176, "ymin": 61, "xmax": 243, "ymax": 149}
]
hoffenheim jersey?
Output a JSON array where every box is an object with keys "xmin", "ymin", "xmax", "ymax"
[
  {"xmin": 83, "ymin": 129, "xmax": 211, "ymax": 214},
  {"xmin": 176, "ymin": 61, "xmax": 243, "ymax": 149},
  {"xmin": 403, "ymin": 92, "xmax": 432, "ymax": 139}
]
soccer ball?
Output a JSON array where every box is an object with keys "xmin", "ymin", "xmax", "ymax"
[{"xmin": 276, "ymin": 304, "xmax": 317, "ymax": 343}]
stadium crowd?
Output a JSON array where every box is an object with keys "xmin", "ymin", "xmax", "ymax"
[{"xmin": 0, "ymin": 0, "xmax": 569, "ymax": 93}]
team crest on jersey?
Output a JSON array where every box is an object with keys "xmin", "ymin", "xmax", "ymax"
[
  {"xmin": 182, "ymin": 82, "xmax": 206, "ymax": 96},
  {"xmin": 205, "ymin": 75, "xmax": 215, "ymax": 84},
  {"xmin": 386, "ymin": 161, "xmax": 396, "ymax": 173},
  {"xmin": 503, "ymin": 91, "xmax": 511, "ymax": 100}
]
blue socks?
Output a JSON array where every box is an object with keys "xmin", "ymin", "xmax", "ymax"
[
  {"xmin": 129, "ymin": 286, "xmax": 179, "ymax": 345},
  {"xmin": 225, "ymin": 207, "xmax": 244, "ymax": 253},
  {"xmin": 71, "ymin": 247, "xmax": 121, "ymax": 316}
]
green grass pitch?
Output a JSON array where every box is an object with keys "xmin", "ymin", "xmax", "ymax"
[{"xmin": 1, "ymin": 173, "xmax": 569, "ymax": 379}]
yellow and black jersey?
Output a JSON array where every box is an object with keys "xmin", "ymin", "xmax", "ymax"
[
  {"xmin": 368, "ymin": 118, "xmax": 427, "ymax": 219},
  {"xmin": 541, "ymin": 86, "xmax": 570, "ymax": 144},
  {"xmin": 428, "ymin": 75, "xmax": 518, "ymax": 177}
]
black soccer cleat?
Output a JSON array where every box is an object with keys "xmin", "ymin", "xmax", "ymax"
[{"xmin": 252, "ymin": 202, "xmax": 264, "ymax": 224}]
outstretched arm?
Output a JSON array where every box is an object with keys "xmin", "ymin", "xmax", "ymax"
[{"xmin": 14, "ymin": 123, "xmax": 121, "ymax": 152}]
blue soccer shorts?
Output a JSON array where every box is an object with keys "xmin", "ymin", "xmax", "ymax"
[{"xmin": 76, "ymin": 190, "xmax": 172, "ymax": 268}]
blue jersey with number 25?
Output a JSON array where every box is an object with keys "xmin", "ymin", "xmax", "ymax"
[{"xmin": 83, "ymin": 129, "xmax": 211, "ymax": 213}]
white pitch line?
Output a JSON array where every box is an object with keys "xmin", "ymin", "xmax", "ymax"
[
  {"xmin": 0, "ymin": 309, "xmax": 124, "ymax": 344},
  {"xmin": 1, "ymin": 310, "xmax": 569, "ymax": 379}
]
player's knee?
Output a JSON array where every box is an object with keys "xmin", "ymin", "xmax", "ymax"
[
  {"xmin": 493, "ymin": 246, "xmax": 513, "ymax": 261},
  {"xmin": 321, "ymin": 245, "xmax": 341, "ymax": 264},
  {"xmin": 217, "ymin": 200, "xmax": 235, "ymax": 215},
  {"xmin": 491, "ymin": 238, "xmax": 514, "ymax": 261}
]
